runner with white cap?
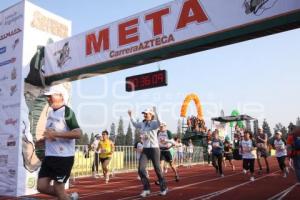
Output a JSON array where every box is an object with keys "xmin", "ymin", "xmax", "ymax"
[
  {"xmin": 155, "ymin": 121, "xmax": 179, "ymax": 185},
  {"xmin": 37, "ymin": 84, "xmax": 81, "ymax": 200},
  {"xmin": 128, "ymin": 107, "xmax": 168, "ymax": 197}
]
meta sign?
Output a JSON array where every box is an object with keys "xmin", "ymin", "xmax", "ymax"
[
  {"xmin": 126, "ymin": 70, "xmax": 167, "ymax": 92},
  {"xmin": 44, "ymin": 0, "xmax": 300, "ymax": 84}
]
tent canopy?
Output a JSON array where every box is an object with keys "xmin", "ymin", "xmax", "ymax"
[{"xmin": 211, "ymin": 115, "xmax": 255, "ymax": 123}]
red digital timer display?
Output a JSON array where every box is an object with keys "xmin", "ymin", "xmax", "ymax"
[{"xmin": 126, "ymin": 70, "xmax": 168, "ymax": 92}]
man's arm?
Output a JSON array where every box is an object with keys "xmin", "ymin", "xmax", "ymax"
[{"xmin": 44, "ymin": 128, "xmax": 82, "ymax": 140}]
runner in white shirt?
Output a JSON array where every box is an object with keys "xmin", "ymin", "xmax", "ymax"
[
  {"xmin": 272, "ymin": 131, "xmax": 288, "ymax": 178},
  {"xmin": 176, "ymin": 139, "xmax": 184, "ymax": 166},
  {"xmin": 240, "ymin": 130, "xmax": 257, "ymax": 181},
  {"xmin": 187, "ymin": 139, "xmax": 194, "ymax": 168},
  {"xmin": 38, "ymin": 84, "xmax": 81, "ymax": 200},
  {"xmin": 156, "ymin": 122, "xmax": 179, "ymax": 184},
  {"xmin": 91, "ymin": 134, "xmax": 102, "ymax": 178}
]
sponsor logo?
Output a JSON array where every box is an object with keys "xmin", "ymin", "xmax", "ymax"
[
  {"xmin": 2, "ymin": 103, "xmax": 20, "ymax": 109},
  {"xmin": 10, "ymin": 84, "xmax": 17, "ymax": 96},
  {"xmin": 0, "ymin": 75, "xmax": 8, "ymax": 82},
  {"xmin": 0, "ymin": 46, "xmax": 6, "ymax": 54},
  {"xmin": 0, "ymin": 155, "xmax": 8, "ymax": 167},
  {"xmin": 5, "ymin": 118, "xmax": 18, "ymax": 126},
  {"xmin": 27, "ymin": 177, "xmax": 36, "ymax": 189},
  {"xmin": 54, "ymin": 42, "xmax": 71, "ymax": 68},
  {"xmin": 0, "ymin": 57, "xmax": 16, "ymax": 67},
  {"xmin": 12, "ymin": 38, "xmax": 19, "ymax": 49},
  {"xmin": 31, "ymin": 11, "xmax": 69, "ymax": 38},
  {"xmin": 8, "ymin": 169, "xmax": 16, "ymax": 178},
  {"xmin": 0, "ymin": 28, "xmax": 22, "ymax": 41},
  {"xmin": 4, "ymin": 11, "xmax": 23, "ymax": 25},
  {"xmin": 11, "ymin": 67, "xmax": 17, "ymax": 80},
  {"xmin": 243, "ymin": 0, "xmax": 278, "ymax": 15}
]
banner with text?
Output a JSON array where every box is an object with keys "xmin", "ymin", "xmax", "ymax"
[{"xmin": 44, "ymin": 0, "xmax": 300, "ymax": 81}]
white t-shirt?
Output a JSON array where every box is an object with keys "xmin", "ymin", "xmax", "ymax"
[
  {"xmin": 274, "ymin": 139, "xmax": 287, "ymax": 157},
  {"xmin": 177, "ymin": 143, "xmax": 184, "ymax": 153},
  {"xmin": 91, "ymin": 139, "xmax": 100, "ymax": 153},
  {"xmin": 240, "ymin": 139, "xmax": 257, "ymax": 159},
  {"xmin": 45, "ymin": 106, "xmax": 80, "ymax": 157},
  {"xmin": 187, "ymin": 143, "xmax": 194, "ymax": 153}
]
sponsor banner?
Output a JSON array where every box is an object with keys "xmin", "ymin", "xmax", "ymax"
[
  {"xmin": 0, "ymin": 1, "xmax": 70, "ymax": 196},
  {"xmin": 0, "ymin": 46, "xmax": 6, "ymax": 54},
  {"xmin": 44, "ymin": 0, "xmax": 300, "ymax": 78},
  {"xmin": 0, "ymin": 1, "xmax": 24, "ymax": 197},
  {"xmin": 19, "ymin": 1, "xmax": 71, "ymax": 196}
]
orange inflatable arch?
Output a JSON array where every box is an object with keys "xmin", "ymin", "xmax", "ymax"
[{"xmin": 180, "ymin": 93, "xmax": 204, "ymax": 119}]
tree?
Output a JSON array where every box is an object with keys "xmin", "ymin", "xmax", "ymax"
[
  {"xmin": 90, "ymin": 132, "xmax": 95, "ymax": 144},
  {"xmin": 125, "ymin": 123, "xmax": 133, "ymax": 145},
  {"xmin": 133, "ymin": 119, "xmax": 141, "ymax": 144},
  {"xmin": 77, "ymin": 133, "xmax": 90, "ymax": 145},
  {"xmin": 288, "ymin": 122, "xmax": 294, "ymax": 132},
  {"xmin": 296, "ymin": 117, "xmax": 300, "ymax": 126},
  {"xmin": 274, "ymin": 123, "xmax": 288, "ymax": 139},
  {"xmin": 177, "ymin": 119, "xmax": 182, "ymax": 136},
  {"xmin": 110, "ymin": 123, "xmax": 116, "ymax": 142},
  {"xmin": 253, "ymin": 120, "xmax": 259, "ymax": 136},
  {"xmin": 115, "ymin": 117, "xmax": 125, "ymax": 145},
  {"xmin": 245, "ymin": 120, "xmax": 251, "ymax": 132},
  {"xmin": 262, "ymin": 119, "xmax": 272, "ymax": 138}
]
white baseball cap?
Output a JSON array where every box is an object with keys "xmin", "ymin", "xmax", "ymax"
[
  {"xmin": 44, "ymin": 84, "xmax": 69, "ymax": 103},
  {"xmin": 160, "ymin": 121, "xmax": 167, "ymax": 127},
  {"xmin": 142, "ymin": 108, "xmax": 154, "ymax": 115}
]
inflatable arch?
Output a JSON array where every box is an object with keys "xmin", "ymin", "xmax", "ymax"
[{"xmin": 180, "ymin": 93, "xmax": 204, "ymax": 119}]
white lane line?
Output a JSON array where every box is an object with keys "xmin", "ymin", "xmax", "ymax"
[
  {"xmin": 117, "ymin": 172, "xmax": 242, "ymax": 200},
  {"xmin": 189, "ymin": 170, "xmax": 281, "ymax": 200},
  {"xmin": 267, "ymin": 183, "xmax": 299, "ymax": 200},
  {"xmin": 79, "ymin": 171, "xmax": 218, "ymax": 199}
]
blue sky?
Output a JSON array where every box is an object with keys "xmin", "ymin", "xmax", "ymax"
[{"xmin": 1, "ymin": 0, "xmax": 300, "ymax": 135}]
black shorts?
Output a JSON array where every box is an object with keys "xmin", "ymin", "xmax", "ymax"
[
  {"xmin": 160, "ymin": 150, "xmax": 173, "ymax": 162},
  {"xmin": 100, "ymin": 157, "xmax": 111, "ymax": 164},
  {"xmin": 224, "ymin": 153, "xmax": 233, "ymax": 160},
  {"xmin": 257, "ymin": 147, "xmax": 269, "ymax": 158},
  {"xmin": 38, "ymin": 156, "xmax": 74, "ymax": 183}
]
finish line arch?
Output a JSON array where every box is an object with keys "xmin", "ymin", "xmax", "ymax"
[
  {"xmin": 31, "ymin": 0, "xmax": 300, "ymax": 85},
  {"xmin": 180, "ymin": 93, "xmax": 204, "ymax": 120}
]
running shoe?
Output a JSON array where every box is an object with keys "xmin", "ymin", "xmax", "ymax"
[
  {"xmin": 283, "ymin": 173, "xmax": 287, "ymax": 178},
  {"xmin": 160, "ymin": 188, "xmax": 168, "ymax": 196},
  {"xmin": 105, "ymin": 175, "xmax": 109, "ymax": 184},
  {"xmin": 250, "ymin": 176, "xmax": 255, "ymax": 182},
  {"xmin": 243, "ymin": 169, "xmax": 247, "ymax": 174},
  {"xmin": 175, "ymin": 174, "xmax": 180, "ymax": 182},
  {"xmin": 258, "ymin": 169, "xmax": 262, "ymax": 175},
  {"xmin": 220, "ymin": 174, "xmax": 224, "ymax": 178},
  {"xmin": 69, "ymin": 192, "xmax": 79, "ymax": 200},
  {"xmin": 266, "ymin": 168, "xmax": 270, "ymax": 173},
  {"xmin": 154, "ymin": 180, "xmax": 160, "ymax": 185},
  {"xmin": 286, "ymin": 167, "xmax": 289, "ymax": 174},
  {"xmin": 140, "ymin": 190, "xmax": 150, "ymax": 197}
]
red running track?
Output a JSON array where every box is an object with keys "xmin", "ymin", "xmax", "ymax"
[{"xmin": 1, "ymin": 158, "xmax": 299, "ymax": 200}]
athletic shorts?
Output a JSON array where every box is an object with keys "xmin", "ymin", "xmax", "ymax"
[
  {"xmin": 224, "ymin": 153, "xmax": 233, "ymax": 160},
  {"xmin": 257, "ymin": 147, "xmax": 269, "ymax": 158},
  {"xmin": 100, "ymin": 157, "xmax": 111, "ymax": 164},
  {"xmin": 38, "ymin": 156, "xmax": 74, "ymax": 183},
  {"xmin": 160, "ymin": 150, "xmax": 173, "ymax": 162}
]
